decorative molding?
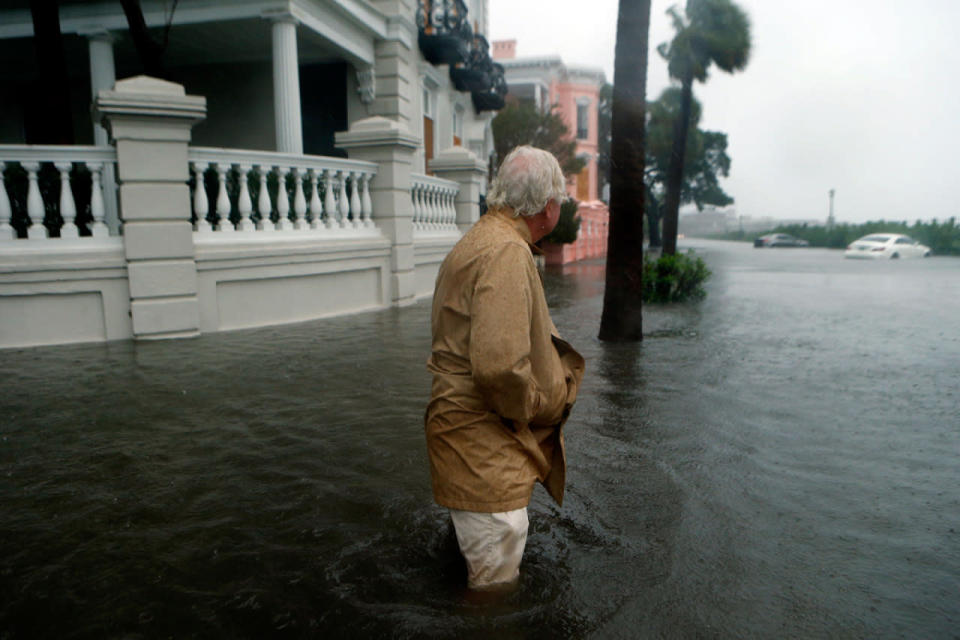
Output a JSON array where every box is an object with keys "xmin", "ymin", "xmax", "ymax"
[
  {"xmin": 419, "ymin": 63, "xmax": 446, "ymax": 90},
  {"xmin": 75, "ymin": 27, "xmax": 115, "ymax": 41},
  {"xmin": 356, "ymin": 67, "xmax": 376, "ymax": 104},
  {"xmin": 384, "ymin": 13, "xmax": 417, "ymax": 47},
  {"xmin": 335, "ymin": 116, "xmax": 420, "ymax": 150}
]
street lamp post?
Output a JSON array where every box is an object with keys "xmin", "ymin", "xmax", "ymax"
[{"xmin": 827, "ymin": 188, "xmax": 836, "ymax": 229}]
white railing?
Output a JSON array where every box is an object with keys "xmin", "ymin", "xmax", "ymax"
[
  {"xmin": 411, "ymin": 173, "xmax": 459, "ymax": 235},
  {"xmin": 0, "ymin": 145, "xmax": 115, "ymax": 241},
  {"xmin": 188, "ymin": 148, "xmax": 378, "ymax": 236}
]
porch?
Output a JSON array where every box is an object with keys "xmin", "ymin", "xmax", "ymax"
[{"xmin": 0, "ymin": 76, "xmax": 486, "ymax": 350}]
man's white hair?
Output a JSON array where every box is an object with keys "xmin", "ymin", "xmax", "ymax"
[{"xmin": 487, "ymin": 146, "xmax": 567, "ymax": 217}]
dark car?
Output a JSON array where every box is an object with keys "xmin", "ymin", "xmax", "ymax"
[{"xmin": 754, "ymin": 233, "xmax": 810, "ymax": 248}]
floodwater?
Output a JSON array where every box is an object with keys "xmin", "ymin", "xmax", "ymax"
[{"xmin": 1, "ymin": 239, "xmax": 958, "ymax": 639}]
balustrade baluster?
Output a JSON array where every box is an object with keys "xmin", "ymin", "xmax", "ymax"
[
  {"xmin": 215, "ymin": 163, "xmax": 233, "ymax": 232},
  {"xmin": 24, "ymin": 162, "xmax": 47, "ymax": 239},
  {"xmin": 349, "ymin": 171, "xmax": 362, "ymax": 228},
  {"xmin": 441, "ymin": 189, "xmax": 450, "ymax": 229},
  {"xmin": 293, "ymin": 167, "xmax": 307, "ymax": 229},
  {"xmin": 439, "ymin": 188, "xmax": 448, "ymax": 229},
  {"xmin": 435, "ymin": 188, "xmax": 445, "ymax": 230},
  {"xmin": 447, "ymin": 190, "xmax": 456, "ymax": 228},
  {"xmin": 412, "ymin": 185, "xmax": 422, "ymax": 231},
  {"xmin": 429, "ymin": 186, "xmax": 440, "ymax": 230},
  {"xmin": 0, "ymin": 162, "xmax": 14, "ymax": 240},
  {"xmin": 361, "ymin": 173, "xmax": 373, "ymax": 227},
  {"xmin": 323, "ymin": 169, "xmax": 337, "ymax": 230},
  {"xmin": 309, "ymin": 169, "xmax": 323, "ymax": 230},
  {"xmin": 415, "ymin": 185, "xmax": 425, "ymax": 231},
  {"xmin": 449, "ymin": 190, "xmax": 457, "ymax": 229},
  {"xmin": 192, "ymin": 162, "xmax": 212, "ymax": 232},
  {"xmin": 421, "ymin": 186, "xmax": 431, "ymax": 230},
  {"xmin": 337, "ymin": 171, "xmax": 349, "ymax": 228},
  {"xmin": 257, "ymin": 166, "xmax": 274, "ymax": 231},
  {"xmin": 87, "ymin": 163, "xmax": 109, "ymax": 237},
  {"xmin": 275, "ymin": 166, "xmax": 293, "ymax": 231},
  {"xmin": 54, "ymin": 162, "xmax": 80, "ymax": 238},
  {"xmin": 236, "ymin": 165, "xmax": 254, "ymax": 231},
  {"xmin": 420, "ymin": 185, "xmax": 430, "ymax": 231},
  {"xmin": 440, "ymin": 189, "xmax": 449, "ymax": 228}
]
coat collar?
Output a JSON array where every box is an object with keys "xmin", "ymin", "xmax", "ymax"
[{"xmin": 487, "ymin": 207, "xmax": 544, "ymax": 255}]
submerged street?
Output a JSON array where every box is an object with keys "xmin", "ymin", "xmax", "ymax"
[{"xmin": 1, "ymin": 239, "xmax": 958, "ymax": 638}]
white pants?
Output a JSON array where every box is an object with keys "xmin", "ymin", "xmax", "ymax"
[{"xmin": 449, "ymin": 507, "xmax": 529, "ymax": 590}]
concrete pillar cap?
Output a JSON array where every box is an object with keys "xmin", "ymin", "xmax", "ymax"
[{"xmin": 430, "ymin": 146, "xmax": 487, "ymax": 173}]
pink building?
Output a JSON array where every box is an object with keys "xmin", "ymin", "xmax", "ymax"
[{"xmin": 493, "ymin": 40, "xmax": 609, "ymax": 265}]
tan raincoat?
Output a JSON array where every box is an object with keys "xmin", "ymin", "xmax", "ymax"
[{"xmin": 425, "ymin": 208, "xmax": 586, "ymax": 513}]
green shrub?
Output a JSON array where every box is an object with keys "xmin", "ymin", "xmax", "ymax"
[
  {"xmin": 543, "ymin": 198, "xmax": 581, "ymax": 244},
  {"xmin": 643, "ymin": 251, "xmax": 712, "ymax": 303}
]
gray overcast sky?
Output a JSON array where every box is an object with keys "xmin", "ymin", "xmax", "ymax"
[{"xmin": 488, "ymin": 0, "xmax": 960, "ymax": 223}]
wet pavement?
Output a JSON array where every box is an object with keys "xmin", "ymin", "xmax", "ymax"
[{"xmin": 1, "ymin": 239, "xmax": 958, "ymax": 638}]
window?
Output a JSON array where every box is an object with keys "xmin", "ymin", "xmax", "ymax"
[
  {"xmin": 576, "ymin": 100, "xmax": 589, "ymax": 140},
  {"xmin": 423, "ymin": 85, "xmax": 435, "ymax": 173},
  {"xmin": 576, "ymin": 159, "xmax": 590, "ymax": 201},
  {"xmin": 422, "ymin": 88, "xmax": 433, "ymax": 118}
]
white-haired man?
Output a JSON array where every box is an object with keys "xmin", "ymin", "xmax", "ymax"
[{"xmin": 425, "ymin": 146, "xmax": 586, "ymax": 590}]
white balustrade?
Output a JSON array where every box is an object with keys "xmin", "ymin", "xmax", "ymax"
[
  {"xmin": 410, "ymin": 173, "xmax": 460, "ymax": 235},
  {"xmin": 0, "ymin": 146, "xmax": 116, "ymax": 241},
  {"xmin": 188, "ymin": 148, "xmax": 378, "ymax": 237}
]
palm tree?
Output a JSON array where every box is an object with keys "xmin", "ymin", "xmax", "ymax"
[
  {"xmin": 646, "ymin": 87, "xmax": 734, "ymax": 245},
  {"xmin": 658, "ymin": 0, "xmax": 750, "ymax": 255},
  {"xmin": 598, "ymin": 0, "xmax": 652, "ymax": 342}
]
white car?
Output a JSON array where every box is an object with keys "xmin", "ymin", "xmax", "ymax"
[{"xmin": 844, "ymin": 233, "xmax": 932, "ymax": 259}]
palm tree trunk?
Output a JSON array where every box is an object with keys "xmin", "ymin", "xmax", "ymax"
[
  {"xmin": 119, "ymin": 0, "xmax": 167, "ymax": 79},
  {"xmin": 660, "ymin": 74, "xmax": 694, "ymax": 255},
  {"xmin": 28, "ymin": 0, "xmax": 74, "ymax": 145},
  {"xmin": 599, "ymin": 0, "xmax": 651, "ymax": 342},
  {"xmin": 646, "ymin": 191, "xmax": 662, "ymax": 247}
]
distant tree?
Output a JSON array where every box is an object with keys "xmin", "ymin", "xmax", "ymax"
[
  {"xmin": 658, "ymin": 0, "xmax": 751, "ymax": 255},
  {"xmin": 599, "ymin": 0, "xmax": 652, "ymax": 342},
  {"xmin": 491, "ymin": 102, "xmax": 585, "ymax": 177},
  {"xmin": 645, "ymin": 87, "xmax": 733, "ymax": 246}
]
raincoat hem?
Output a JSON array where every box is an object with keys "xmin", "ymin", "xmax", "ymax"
[{"xmin": 434, "ymin": 493, "xmax": 532, "ymax": 514}]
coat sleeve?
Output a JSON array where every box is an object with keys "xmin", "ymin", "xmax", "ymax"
[{"xmin": 469, "ymin": 242, "xmax": 543, "ymax": 426}]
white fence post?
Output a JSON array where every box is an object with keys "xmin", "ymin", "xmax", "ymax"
[
  {"xmin": 336, "ymin": 117, "xmax": 419, "ymax": 306},
  {"xmin": 94, "ymin": 75, "xmax": 207, "ymax": 341},
  {"xmin": 429, "ymin": 146, "xmax": 487, "ymax": 234}
]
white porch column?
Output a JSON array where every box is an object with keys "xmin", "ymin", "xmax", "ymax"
[
  {"xmin": 87, "ymin": 31, "xmax": 121, "ymax": 235},
  {"xmin": 271, "ymin": 16, "xmax": 303, "ymax": 154},
  {"xmin": 88, "ymin": 32, "xmax": 116, "ymax": 145}
]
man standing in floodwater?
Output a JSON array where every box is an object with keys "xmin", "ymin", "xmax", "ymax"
[{"xmin": 425, "ymin": 145, "xmax": 585, "ymax": 590}]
